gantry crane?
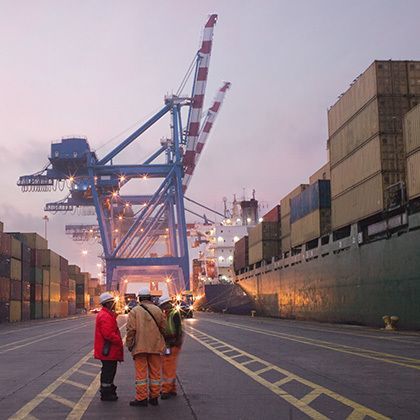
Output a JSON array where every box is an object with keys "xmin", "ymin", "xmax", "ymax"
[{"xmin": 17, "ymin": 14, "xmax": 230, "ymax": 293}]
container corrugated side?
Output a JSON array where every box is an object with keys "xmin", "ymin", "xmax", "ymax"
[
  {"xmin": 291, "ymin": 209, "xmax": 331, "ymax": 247},
  {"xmin": 331, "ymin": 173, "xmax": 383, "ymax": 229},
  {"xmin": 331, "ymin": 137, "xmax": 382, "ymax": 198},
  {"xmin": 404, "ymin": 103, "xmax": 420, "ymax": 155},
  {"xmin": 37, "ymin": 249, "xmax": 60, "ymax": 270},
  {"xmin": 407, "ymin": 150, "xmax": 420, "ymax": 199},
  {"xmin": 0, "ymin": 277, "xmax": 10, "ymax": 301},
  {"xmin": 262, "ymin": 205, "xmax": 281, "ymax": 223},
  {"xmin": 42, "ymin": 301, "xmax": 50, "ymax": 319},
  {"xmin": 49, "ymin": 301, "xmax": 61, "ymax": 318},
  {"xmin": 10, "ymin": 258, "xmax": 21, "ymax": 281},
  {"xmin": 30, "ymin": 267, "xmax": 43, "ymax": 284},
  {"xmin": 248, "ymin": 222, "xmax": 280, "ymax": 246},
  {"xmin": 68, "ymin": 264, "xmax": 81, "ymax": 277},
  {"xmin": 11, "ymin": 238, "xmax": 22, "ymax": 260},
  {"xmin": 248, "ymin": 241, "xmax": 280, "ymax": 265},
  {"xmin": 49, "ymin": 282, "xmax": 60, "ymax": 303},
  {"xmin": 21, "ymin": 301, "xmax": 30, "ymax": 321},
  {"xmin": 0, "ymin": 301, "xmax": 9, "ymax": 323},
  {"xmin": 280, "ymin": 184, "xmax": 309, "ymax": 218},
  {"xmin": 234, "ymin": 236, "xmax": 249, "ymax": 271},
  {"xmin": 16, "ymin": 233, "xmax": 48, "ymax": 250},
  {"xmin": 407, "ymin": 62, "xmax": 420, "ymax": 95},
  {"xmin": 9, "ymin": 300, "xmax": 21, "ymax": 322}
]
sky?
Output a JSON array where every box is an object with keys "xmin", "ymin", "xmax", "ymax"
[{"xmin": 0, "ymin": 0, "xmax": 419, "ymax": 276}]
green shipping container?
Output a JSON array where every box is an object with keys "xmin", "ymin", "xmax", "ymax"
[
  {"xmin": 30, "ymin": 302, "xmax": 42, "ymax": 320},
  {"xmin": 30, "ymin": 267, "xmax": 43, "ymax": 284}
]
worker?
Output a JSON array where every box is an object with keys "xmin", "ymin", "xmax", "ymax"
[
  {"xmin": 159, "ymin": 296, "xmax": 184, "ymax": 399},
  {"xmin": 126, "ymin": 288, "xmax": 166, "ymax": 407},
  {"xmin": 94, "ymin": 292, "xmax": 124, "ymax": 402}
]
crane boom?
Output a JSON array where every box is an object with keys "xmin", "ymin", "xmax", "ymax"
[
  {"xmin": 183, "ymin": 14, "xmax": 218, "ymax": 167},
  {"xmin": 183, "ymin": 81, "xmax": 231, "ymax": 191}
]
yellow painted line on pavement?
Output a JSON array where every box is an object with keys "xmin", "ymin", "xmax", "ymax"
[
  {"xmin": 0, "ymin": 322, "xmax": 92, "ymax": 354},
  {"xmin": 9, "ymin": 321, "xmax": 127, "ymax": 420},
  {"xmin": 205, "ymin": 318, "xmax": 420, "ymax": 371},
  {"xmin": 187, "ymin": 326, "xmax": 390, "ymax": 420}
]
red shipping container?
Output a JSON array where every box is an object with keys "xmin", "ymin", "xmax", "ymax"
[
  {"xmin": 0, "ymin": 277, "xmax": 10, "ymax": 301},
  {"xmin": 0, "ymin": 233, "xmax": 11, "ymax": 257},
  {"xmin": 263, "ymin": 205, "xmax": 281, "ymax": 223},
  {"xmin": 60, "ymin": 285, "xmax": 69, "ymax": 301},
  {"xmin": 30, "ymin": 283, "xmax": 42, "ymax": 302},
  {"xmin": 10, "ymin": 280, "xmax": 22, "ymax": 300},
  {"xmin": 60, "ymin": 270, "xmax": 69, "ymax": 288}
]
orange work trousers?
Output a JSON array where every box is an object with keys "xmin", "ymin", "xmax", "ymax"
[
  {"xmin": 162, "ymin": 346, "xmax": 181, "ymax": 394},
  {"xmin": 134, "ymin": 353, "xmax": 162, "ymax": 401}
]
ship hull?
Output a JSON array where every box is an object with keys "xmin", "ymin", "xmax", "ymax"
[
  {"xmin": 203, "ymin": 284, "xmax": 255, "ymax": 315},
  {"xmin": 236, "ymin": 214, "xmax": 420, "ymax": 329}
]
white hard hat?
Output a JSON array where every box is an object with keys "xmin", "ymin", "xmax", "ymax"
[
  {"xmin": 138, "ymin": 288, "xmax": 151, "ymax": 297},
  {"xmin": 99, "ymin": 292, "xmax": 114, "ymax": 305},
  {"xmin": 159, "ymin": 297, "xmax": 172, "ymax": 307}
]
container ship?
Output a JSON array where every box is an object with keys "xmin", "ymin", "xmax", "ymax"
[{"xmin": 202, "ymin": 60, "xmax": 420, "ymax": 329}]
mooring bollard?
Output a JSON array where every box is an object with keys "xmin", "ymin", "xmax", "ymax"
[
  {"xmin": 382, "ymin": 315, "xmax": 399, "ymax": 331},
  {"xmin": 251, "ymin": 310, "xmax": 256, "ymax": 317}
]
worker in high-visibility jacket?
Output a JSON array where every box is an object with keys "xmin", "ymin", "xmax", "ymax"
[
  {"xmin": 159, "ymin": 297, "xmax": 184, "ymax": 399},
  {"xmin": 126, "ymin": 288, "xmax": 166, "ymax": 407}
]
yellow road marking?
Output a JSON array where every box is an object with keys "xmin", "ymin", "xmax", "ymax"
[
  {"xmin": 77, "ymin": 370, "xmax": 97, "ymax": 378},
  {"xmin": 187, "ymin": 326, "xmax": 390, "ymax": 420},
  {"xmin": 9, "ymin": 321, "xmax": 127, "ymax": 420},
  {"xmin": 64, "ymin": 380, "xmax": 88, "ymax": 390},
  {"xmin": 83, "ymin": 361, "xmax": 101, "ymax": 368},
  {"xmin": 205, "ymin": 319, "xmax": 420, "ymax": 371},
  {"xmin": 254, "ymin": 366, "xmax": 273, "ymax": 375},
  {"xmin": 0, "ymin": 323, "xmax": 91, "ymax": 354},
  {"xmin": 48, "ymin": 393, "xmax": 76, "ymax": 409},
  {"xmin": 300, "ymin": 389, "xmax": 323, "ymax": 405}
]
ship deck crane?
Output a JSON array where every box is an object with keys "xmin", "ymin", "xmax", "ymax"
[{"xmin": 17, "ymin": 14, "xmax": 230, "ymax": 292}]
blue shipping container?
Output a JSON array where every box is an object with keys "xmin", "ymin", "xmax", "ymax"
[{"xmin": 290, "ymin": 180, "xmax": 331, "ymax": 223}]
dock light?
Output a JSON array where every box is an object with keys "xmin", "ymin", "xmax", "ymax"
[
  {"xmin": 175, "ymin": 304, "xmax": 181, "ymax": 312},
  {"xmin": 189, "ymin": 305, "xmax": 194, "ymax": 310},
  {"xmin": 114, "ymin": 296, "xmax": 120, "ymax": 302},
  {"xmin": 176, "ymin": 294, "xmax": 182, "ymax": 301},
  {"xmin": 69, "ymin": 176, "xmax": 75, "ymax": 182},
  {"xmin": 236, "ymin": 218, "xmax": 241, "ymax": 223},
  {"xmin": 96, "ymin": 263, "xmax": 102, "ymax": 268},
  {"xmin": 140, "ymin": 228, "xmax": 144, "ymax": 232},
  {"xmin": 89, "ymin": 229, "xmax": 94, "ymax": 233},
  {"xmin": 124, "ymin": 279, "xmax": 128, "ymax": 283},
  {"xmin": 259, "ymin": 217, "xmax": 264, "ymax": 223},
  {"xmin": 82, "ymin": 250, "xmax": 88, "ymax": 256},
  {"xmin": 112, "ymin": 191, "xmax": 118, "ymax": 198},
  {"xmin": 165, "ymin": 278, "xmax": 171, "ymax": 283},
  {"xmin": 142, "ymin": 175, "xmax": 148, "ymax": 180},
  {"xmin": 114, "ymin": 229, "xmax": 119, "ymax": 233},
  {"xmin": 233, "ymin": 236, "xmax": 239, "ymax": 242},
  {"xmin": 226, "ymin": 218, "xmax": 231, "ymax": 224},
  {"xmin": 119, "ymin": 175, "xmax": 126, "ymax": 182},
  {"xmin": 247, "ymin": 217, "xmax": 251, "ymax": 223},
  {"xmin": 118, "ymin": 215, "xmax": 123, "ymax": 220},
  {"xmin": 125, "ymin": 203, "xmax": 130, "ymax": 207}
]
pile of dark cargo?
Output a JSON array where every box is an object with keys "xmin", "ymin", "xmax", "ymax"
[{"xmin": 0, "ymin": 223, "xmax": 102, "ymax": 323}]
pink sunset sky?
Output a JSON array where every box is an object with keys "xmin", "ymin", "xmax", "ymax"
[{"xmin": 0, "ymin": 0, "xmax": 419, "ymax": 276}]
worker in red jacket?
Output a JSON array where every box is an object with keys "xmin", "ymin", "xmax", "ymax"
[{"xmin": 94, "ymin": 292, "xmax": 124, "ymax": 401}]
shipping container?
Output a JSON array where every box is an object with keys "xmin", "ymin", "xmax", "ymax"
[
  {"xmin": 30, "ymin": 302, "xmax": 43, "ymax": 320},
  {"xmin": 328, "ymin": 60, "xmax": 420, "ymax": 136},
  {"xmin": 332, "ymin": 173, "xmax": 383, "ymax": 229},
  {"xmin": 30, "ymin": 267, "xmax": 43, "ymax": 284},
  {"xmin": 0, "ymin": 233, "xmax": 11, "ymax": 257},
  {"xmin": 68, "ymin": 301, "xmax": 76, "ymax": 316},
  {"xmin": 262, "ymin": 205, "xmax": 281, "ymax": 223},
  {"xmin": 68, "ymin": 264, "xmax": 81, "ymax": 277},
  {"xmin": 42, "ymin": 301, "xmax": 50, "ymax": 319},
  {"xmin": 37, "ymin": 249, "xmax": 60, "ymax": 270},
  {"xmin": 248, "ymin": 222, "xmax": 280, "ymax": 247},
  {"xmin": 249, "ymin": 241, "xmax": 280, "ymax": 265},
  {"xmin": 10, "ymin": 279, "xmax": 22, "ymax": 300},
  {"xmin": 22, "ymin": 262, "xmax": 30, "ymax": 283},
  {"xmin": 60, "ymin": 285, "xmax": 69, "ymax": 301},
  {"xmin": 309, "ymin": 163, "xmax": 331, "ymax": 184},
  {"xmin": 50, "ymin": 282, "xmax": 60, "ymax": 303},
  {"xmin": 0, "ymin": 221, "xmax": 3, "ymax": 233},
  {"xmin": 14, "ymin": 233, "xmax": 48, "ymax": 250},
  {"xmin": 11, "ymin": 258, "xmax": 21, "ymax": 281},
  {"xmin": 22, "ymin": 280, "xmax": 30, "ymax": 301},
  {"xmin": 42, "ymin": 283, "xmax": 50, "ymax": 302},
  {"xmin": 0, "ymin": 256, "xmax": 10, "ymax": 279},
  {"xmin": 290, "ymin": 180, "xmax": 331, "ymax": 223},
  {"xmin": 21, "ymin": 243, "xmax": 31, "ymax": 264},
  {"xmin": 331, "ymin": 138, "xmax": 382, "ymax": 198},
  {"xmin": 30, "ymin": 283, "xmax": 42, "ymax": 302},
  {"xmin": 0, "ymin": 301, "xmax": 9, "ymax": 323},
  {"xmin": 43, "ymin": 269, "xmax": 50, "ymax": 286},
  {"xmin": 407, "ymin": 151, "xmax": 420, "ymax": 200},
  {"xmin": 404, "ymin": 103, "xmax": 420, "ymax": 156},
  {"xmin": 50, "ymin": 267, "xmax": 61, "ymax": 284},
  {"xmin": 49, "ymin": 301, "xmax": 61, "ymax": 318},
  {"xmin": 329, "ymin": 97, "xmax": 412, "ymax": 166},
  {"xmin": 291, "ymin": 209, "xmax": 331, "ymax": 247},
  {"xmin": 0, "ymin": 277, "xmax": 10, "ymax": 301},
  {"xmin": 22, "ymin": 301, "xmax": 30, "ymax": 321},
  {"xmin": 234, "ymin": 236, "xmax": 249, "ymax": 272},
  {"xmin": 60, "ymin": 256, "xmax": 68, "ymax": 272},
  {"xmin": 11, "ymin": 238, "xmax": 22, "ymax": 260},
  {"xmin": 60, "ymin": 270, "xmax": 69, "ymax": 288},
  {"xmin": 60, "ymin": 301, "xmax": 68, "ymax": 318},
  {"xmin": 9, "ymin": 300, "xmax": 21, "ymax": 322}
]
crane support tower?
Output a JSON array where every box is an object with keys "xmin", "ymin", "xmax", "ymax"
[{"xmin": 17, "ymin": 14, "xmax": 231, "ymax": 293}]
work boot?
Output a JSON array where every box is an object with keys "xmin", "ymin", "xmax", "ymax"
[
  {"xmin": 149, "ymin": 397, "xmax": 159, "ymax": 406},
  {"xmin": 110, "ymin": 384, "xmax": 118, "ymax": 399},
  {"xmin": 129, "ymin": 399, "xmax": 148, "ymax": 407},
  {"xmin": 161, "ymin": 392, "xmax": 171, "ymax": 400},
  {"xmin": 100, "ymin": 386, "xmax": 118, "ymax": 402}
]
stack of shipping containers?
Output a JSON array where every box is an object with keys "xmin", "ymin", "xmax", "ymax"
[
  {"xmin": 38, "ymin": 249, "xmax": 61, "ymax": 318},
  {"xmin": 73, "ymin": 266, "xmax": 90, "ymax": 312},
  {"xmin": 60, "ymin": 256, "xmax": 69, "ymax": 318},
  {"xmin": 404, "ymin": 104, "xmax": 420, "ymax": 201},
  {"xmin": 280, "ymin": 185, "xmax": 308, "ymax": 254},
  {"xmin": 88, "ymin": 277, "xmax": 101, "ymax": 308},
  {"xmin": 233, "ymin": 236, "xmax": 249, "ymax": 273},
  {"xmin": 248, "ymin": 222, "xmax": 281, "ymax": 265},
  {"xmin": 290, "ymin": 180, "xmax": 331, "ymax": 247},
  {"xmin": 68, "ymin": 266, "xmax": 77, "ymax": 316},
  {"xmin": 328, "ymin": 60, "xmax": 420, "ymax": 230},
  {"xmin": 0, "ymin": 224, "xmax": 10, "ymax": 322}
]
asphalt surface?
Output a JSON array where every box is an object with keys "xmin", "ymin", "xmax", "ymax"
[{"xmin": 0, "ymin": 312, "xmax": 419, "ymax": 419}]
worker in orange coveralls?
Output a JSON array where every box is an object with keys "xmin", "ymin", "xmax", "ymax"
[
  {"xmin": 126, "ymin": 288, "xmax": 166, "ymax": 407},
  {"xmin": 159, "ymin": 297, "xmax": 184, "ymax": 399}
]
